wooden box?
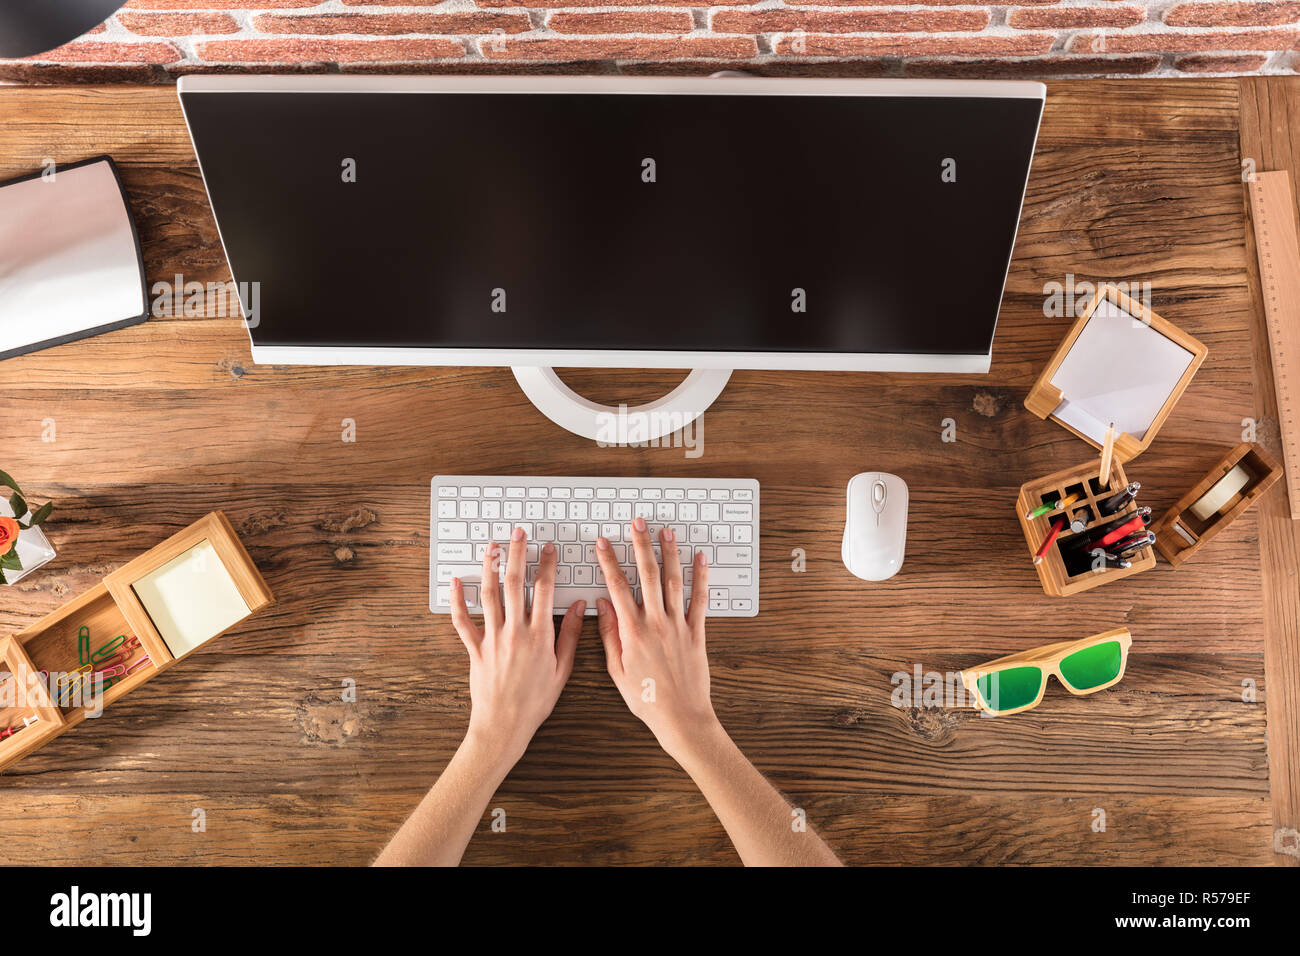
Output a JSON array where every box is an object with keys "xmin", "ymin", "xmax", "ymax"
[
  {"xmin": 1024, "ymin": 285, "xmax": 1208, "ymax": 464},
  {"xmin": 1151, "ymin": 442, "xmax": 1283, "ymax": 567},
  {"xmin": 1016, "ymin": 459, "xmax": 1156, "ymax": 597},
  {"xmin": 0, "ymin": 512, "xmax": 272, "ymax": 772}
]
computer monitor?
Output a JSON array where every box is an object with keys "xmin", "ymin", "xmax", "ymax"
[{"xmin": 178, "ymin": 75, "xmax": 1043, "ymax": 438}]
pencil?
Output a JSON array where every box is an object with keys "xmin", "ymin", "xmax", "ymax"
[{"xmin": 1033, "ymin": 516, "xmax": 1067, "ymax": 565}]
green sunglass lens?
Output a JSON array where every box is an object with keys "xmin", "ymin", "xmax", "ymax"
[
  {"xmin": 976, "ymin": 666, "xmax": 1043, "ymax": 712},
  {"xmin": 1059, "ymin": 641, "xmax": 1123, "ymax": 691}
]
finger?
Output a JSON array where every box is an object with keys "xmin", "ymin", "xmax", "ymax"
[
  {"xmin": 630, "ymin": 517, "xmax": 663, "ymax": 617},
  {"xmin": 503, "ymin": 526, "xmax": 528, "ymax": 624},
  {"xmin": 449, "ymin": 578, "xmax": 482, "ymax": 655},
  {"xmin": 555, "ymin": 600, "xmax": 585, "ymax": 681},
  {"xmin": 686, "ymin": 549, "xmax": 709, "ymax": 638},
  {"xmin": 596, "ymin": 598, "xmax": 624, "ymax": 678},
  {"xmin": 531, "ymin": 541, "xmax": 558, "ymax": 628},
  {"xmin": 659, "ymin": 527, "xmax": 685, "ymax": 619},
  {"xmin": 480, "ymin": 541, "xmax": 504, "ymax": 631},
  {"xmin": 595, "ymin": 536, "xmax": 638, "ymax": 620}
]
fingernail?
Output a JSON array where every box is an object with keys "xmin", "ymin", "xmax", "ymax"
[
  {"xmin": 634, "ymin": 516, "xmax": 647, "ymax": 532},
  {"xmin": 663, "ymin": 527, "xmax": 674, "ymax": 542},
  {"xmin": 596, "ymin": 598, "xmax": 609, "ymax": 612},
  {"xmin": 697, "ymin": 551, "xmax": 708, "ymax": 566},
  {"xmin": 575, "ymin": 600, "xmax": 587, "ymax": 615},
  {"xmin": 597, "ymin": 536, "xmax": 610, "ymax": 550},
  {"xmin": 513, "ymin": 527, "xmax": 525, "ymax": 541},
  {"xmin": 543, "ymin": 541, "xmax": 555, "ymax": 554},
  {"xmin": 451, "ymin": 577, "xmax": 461, "ymax": 589}
]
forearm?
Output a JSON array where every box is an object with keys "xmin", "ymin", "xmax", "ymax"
[
  {"xmin": 373, "ymin": 732, "xmax": 516, "ymax": 866},
  {"xmin": 671, "ymin": 721, "xmax": 842, "ymax": 867}
]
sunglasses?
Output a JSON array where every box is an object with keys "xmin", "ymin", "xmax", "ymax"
[{"xmin": 961, "ymin": 628, "xmax": 1132, "ymax": 716}]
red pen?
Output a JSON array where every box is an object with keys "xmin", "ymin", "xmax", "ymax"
[{"xmin": 1033, "ymin": 516, "xmax": 1067, "ymax": 565}]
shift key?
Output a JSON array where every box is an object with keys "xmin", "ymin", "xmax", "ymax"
[{"xmin": 706, "ymin": 566, "xmax": 753, "ymax": 587}]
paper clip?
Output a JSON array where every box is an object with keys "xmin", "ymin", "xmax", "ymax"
[
  {"xmin": 78, "ymin": 626, "xmax": 91, "ymax": 666},
  {"xmin": 56, "ymin": 665, "xmax": 92, "ymax": 705},
  {"xmin": 90, "ymin": 634, "xmax": 129, "ymax": 665},
  {"xmin": 125, "ymin": 655, "xmax": 151, "ymax": 676}
]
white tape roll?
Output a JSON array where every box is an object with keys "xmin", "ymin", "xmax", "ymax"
[{"xmin": 1188, "ymin": 464, "xmax": 1251, "ymax": 521}]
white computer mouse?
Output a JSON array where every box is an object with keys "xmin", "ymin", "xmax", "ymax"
[{"xmin": 842, "ymin": 472, "xmax": 908, "ymax": 581}]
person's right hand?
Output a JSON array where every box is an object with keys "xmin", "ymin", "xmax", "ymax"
[{"xmin": 594, "ymin": 517, "xmax": 718, "ymax": 760}]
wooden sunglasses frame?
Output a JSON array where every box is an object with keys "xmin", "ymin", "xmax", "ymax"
[{"xmin": 960, "ymin": 627, "xmax": 1132, "ymax": 716}]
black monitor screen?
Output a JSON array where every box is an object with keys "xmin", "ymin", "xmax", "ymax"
[{"xmin": 181, "ymin": 89, "xmax": 1041, "ymax": 356}]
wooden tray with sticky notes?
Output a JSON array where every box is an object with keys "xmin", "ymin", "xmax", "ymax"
[
  {"xmin": 1025, "ymin": 284, "xmax": 1208, "ymax": 464},
  {"xmin": 1151, "ymin": 442, "xmax": 1283, "ymax": 567},
  {"xmin": 0, "ymin": 511, "xmax": 272, "ymax": 772}
]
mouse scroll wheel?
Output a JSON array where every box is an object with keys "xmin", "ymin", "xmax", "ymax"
[{"xmin": 872, "ymin": 480, "xmax": 887, "ymax": 513}]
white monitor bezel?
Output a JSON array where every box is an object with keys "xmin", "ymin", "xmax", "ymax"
[{"xmin": 178, "ymin": 75, "xmax": 1045, "ymax": 374}]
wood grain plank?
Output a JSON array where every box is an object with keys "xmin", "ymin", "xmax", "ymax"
[
  {"xmin": 1238, "ymin": 75, "xmax": 1300, "ymax": 865},
  {"xmin": 0, "ymin": 78, "xmax": 1281, "ymax": 865}
]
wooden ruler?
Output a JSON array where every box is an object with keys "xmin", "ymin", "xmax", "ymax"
[{"xmin": 1248, "ymin": 171, "xmax": 1300, "ymax": 519}]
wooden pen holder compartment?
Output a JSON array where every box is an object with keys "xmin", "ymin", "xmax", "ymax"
[
  {"xmin": 0, "ymin": 512, "xmax": 273, "ymax": 772},
  {"xmin": 1151, "ymin": 442, "xmax": 1282, "ymax": 567},
  {"xmin": 1016, "ymin": 460, "xmax": 1155, "ymax": 596}
]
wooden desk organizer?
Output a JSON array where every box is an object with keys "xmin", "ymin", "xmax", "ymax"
[
  {"xmin": 1024, "ymin": 285, "xmax": 1208, "ymax": 464},
  {"xmin": 0, "ymin": 512, "xmax": 272, "ymax": 772},
  {"xmin": 1016, "ymin": 459, "xmax": 1155, "ymax": 596},
  {"xmin": 1151, "ymin": 442, "xmax": 1283, "ymax": 567}
]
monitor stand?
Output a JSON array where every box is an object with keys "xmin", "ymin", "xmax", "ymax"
[{"xmin": 511, "ymin": 367, "xmax": 732, "ymax": 444}]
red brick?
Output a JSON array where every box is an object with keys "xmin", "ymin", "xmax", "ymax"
[
  {"xmin": 195, "ymin": 38, "xmax": 465, "ymax": 64},
  {"xmin": 476, "ymin": 0, "xmax": 739, "ymax": 7},
  {"xmin": 118, "ymin": 11, "xmax": 239, "ymax": 36},
  {"xmin": 340, "ymin": 59, "xmax": 609, "ymax": 75},
  {"xmin": 18, "ymin": 41, "xmax": 182, "ymax": 64},
  {"xmin": 252, "ymin": 13, "xmax": 531, "ymax": 36},
  {"xmin": 713, "ymin": 10, "xmax": 990, "ymax": 33},
  {"xmin": 1172, "ymin": 52, "xmax": 1271, "ymax": 71},
  {"xmin": 1067, "ymin": 28, "xmax": 1300, "ymax": 52},
  {"xmin": 548, "ymin": 12, "xmax": 695, "ymax": 34},
  {"xmin": 784, "ymin": 0, "xmax": 1056, "ymax": 5},
  {"xmin": 0, "ymin": 63, "xmax": 167, "ymax": 84},
  {"xmin": 481, "ymin": 36, "xmax": 759, "ymax": 60},
  {"xmin": 1164, "ymin": 2, "xmax": 1300, "ymax": 27},
  {"xmin": 1007, "ymin": 6, "xmax": 1147, "ymax": 29},
  {"xmin": 125, "ymin": 0, "xmax": 308, "ymax": 8},
  {"xmin": 774, "ymin": 34, "xmax": 1054, "ymax": 57},
  {"xmin": 903, "ymin": 54, "xmax": 1163, "ymax": 77}
]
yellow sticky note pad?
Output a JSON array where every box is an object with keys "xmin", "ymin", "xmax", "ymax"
[{"xmin": 131, "ymin": 540, "xmax": 251, "ymax": 658}]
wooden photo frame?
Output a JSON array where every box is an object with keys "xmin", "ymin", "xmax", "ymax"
[{"xmin": 1024, "ymin": 284, "xmax": 1208, "ymax": 463}]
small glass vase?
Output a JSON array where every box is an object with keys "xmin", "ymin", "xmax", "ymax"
[{"xmin": 0, "ymin": 497, "xmax": 56, "ymax": 584}]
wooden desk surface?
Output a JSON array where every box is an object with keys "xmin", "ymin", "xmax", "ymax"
[{"xmin": 0, "ymin": 79, "xmax": 1296, "ymax": 866}]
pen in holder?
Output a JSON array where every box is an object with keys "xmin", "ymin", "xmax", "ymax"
[{"xmin": 1016, "ymin": 451, "xmax": 1156, "ymax": 597}]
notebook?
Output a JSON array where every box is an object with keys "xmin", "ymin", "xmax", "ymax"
[
  {"xmin": 1049, "ymin": 298, "xmax": 1196, "ymax": 444},
  {"xmin": 0, "ymin": 156, "xmax": 148, "ymax": 360}
]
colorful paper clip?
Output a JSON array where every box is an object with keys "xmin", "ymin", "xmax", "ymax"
[
  {"xmin": 90, "ymin": 634, "xmax": 129, "ymax": 665},
  {"xmin": 78, "ymin": 626, "xmax": 91, "ymax": 666}
]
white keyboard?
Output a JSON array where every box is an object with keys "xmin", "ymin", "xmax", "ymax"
[{"xmin": 430, "ymin": 476, "xmax": 759, "ymax": 617}]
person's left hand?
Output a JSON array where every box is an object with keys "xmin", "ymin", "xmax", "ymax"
[{"xmin": 450, "ymin": 527, "xmax": 585, "ymax": 766}]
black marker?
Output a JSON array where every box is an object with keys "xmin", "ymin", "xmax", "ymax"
[{"xmin": 1099, "ymin": 482, "xmax": 1141, "ymax": 516}]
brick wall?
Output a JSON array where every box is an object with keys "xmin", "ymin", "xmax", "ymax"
[{"xmin": 1, "ymin": 0, "xmax": 1296, "ymax": 83}]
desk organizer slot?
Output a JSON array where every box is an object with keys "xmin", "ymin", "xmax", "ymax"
[
  {"xmin": 1017, "ymin": 459, "xmax": 1155, "ymax": 596},
  {"xmin": 0, "ymin": 511, "xmax": 273, "ymax": 772},
  {"xmin": 1152, "ymin": 442, "xmax": 1282, "ymax": 567}
]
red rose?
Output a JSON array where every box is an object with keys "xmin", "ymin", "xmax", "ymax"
[{"xmin": 0, "ymin": 516, "xmax": 18, "ymax": 557}]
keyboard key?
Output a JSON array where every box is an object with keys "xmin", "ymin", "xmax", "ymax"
[
  {"xmin": 573, "ymin": 565, "xmax": 595, "ymax": 586},
  {"xmin": 555, "ymin": 566, "xmax": 571, "ymax": 585},
  {"xmin": 591, "ymin": 502, "xmax": 610, "ymax": 520},
  {"xmin": 536, "ymin": 522, "xmax": 556, "ymax": 541},
  {"xmin": 575, "ymin": 487, "xmax": 594, "ymax": 499},
  {"xmin": 504, "ymin": 501, "xmax": 523, "ymax": 520},
  {"xmin": 642, "ymin": 488, "xmax": 662, "ymax": 500},
  {"xmin": 579, "ymin": 523, "xmax": 598, "ymax": 540},
  {"xmin": 438, "ymin": 521, "xmax": 468, "ymax": 538},
  {"xmin": 492, "ymin": 522, "xmax": 511, "ymax": 540},
  {"xmin": 506, "ymin": 486, "xmax": 525, "ymax": 498},
  {"xmin": 526, "ymin": 501, "xmax": 544, "ymax": 519},
  {"xmin": 481, "ymin": 500, "xmax": 501, "ymax": 519},
  {"xmin": 694, "ymin": 545, "xmax": 714, "ymax": 564},
  {"xmin": 436, "ymin": 543, "xmax": 474, "ymax": 561},
  {"xmin": 484, "ymin": 486, "xmax": 503, "ymax": 498},
  {"xmin": 635, "ymin": 503, "xmax": 654, "ymax": 520},
  {"xmin": 731, "ymin": 598, "xmax": 752, "ymax": 611},
  {"xmin": 733, "ymin": 525, "xmax": 753, "ymax": 544},
  {"xmin": 709, "ymin": 489, "xmax": 730, "ymax": 500},
  {"xmin": 689, "ymin": 525, "xmax": 708, "ymax": 543},
  {"xmin": 528, "ymin": 488, "xmax": 548, "ymax": 499},
  {"xmin": 437, "ymin": 564, "xmax": 485, "ymax": 583},
  {"xmin": 657, "ymin": 503, "xmax": 676, "ymax": 521},
  {"xmin": 716, "ymin": 546, "xmax": 752, "ymax": 565},
  {"xmin": 459, "ymin": 500, "xmax": 480, "ymax": 519},
  {"xmin": 547, "ymin": 502, "xmax": 566, "ymax": 520},
  {"xmin": 438, "ymin": 500, "xmax": 457, "ymax": 518},
  {"xmin": 679, "ymin": 502, "xmax": 698, "ymax": 522},
  {"xmin": 601, "ymin": 523, "xmax": 621, "ymax": 541},
  {"xmin": 701, "ymin": 503, "xmax": 720, "ymax": 522},
  {"xmin": 709, "ymin": 596, "xmax": 728, "ymax": 611},
  {"xmin": 438, "ymin": 486, "xmax": 457, "ymax": 498},
  {"xmin": 710, "ymin": 525, "xmax": 731, "ymax": 543},
  {"xmin": 708, "ymin": 567, "xmax": 753, "ymax": 587},
  {"xmin": 666, "ymin": 488, "xmax": 685, "ymax": 500},
  {"xmin": 562, "ymin": 544, "xmax": 583, "ymax": 564},
  {"xmin": 733, "ymin": 489, "xmax": 753, "ymax": 501},
  {"xmin": 461, "ymin": 486, "xmax": 481, "ymax": 498},
  {"xmin": 687, "ymin": 489, "xmax": 707, "ymax": 500},
  {"xmin": 558, "ymin": 523, "xmax": 577, "ymax": 542},
  {"xmin": 619, "ymin": 489, "xmax": 638, "ymax": 500},
  {"xmin": 569, "ymin": 501, "xmax": 589, "ymax": 520},
  {"xmin": 470, "ymin": 523, "xmax": 489, "ymax": 541},
  {"xmin": 613, "ymin": 503, "xmax": 632, "ymax": 521},
  {"xmin": 551, "ymin": 487, "xmax": 571, "ymax": 499},
  {"xmin": 722, "ymin": 503, "xmax": 753, "ymax": 522},
  {"xmin": 597, "ymin": 488, "xmax": 616, "ymax": 499}
]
